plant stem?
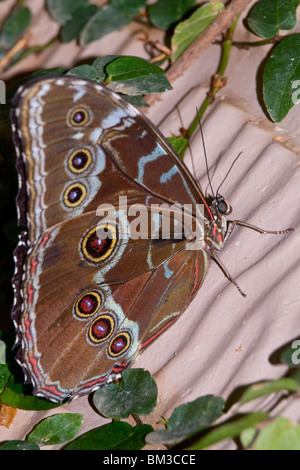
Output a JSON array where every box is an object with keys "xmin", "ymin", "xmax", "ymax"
[
  {"xmin": 4, "ymin": 38, "xmax": 57, "ymax": 72},
  {"xmin": 132, "ymin": 414, "xmax": 143, "ymax": 426},
  {"xmin": 232, "ymin": 38, "xmax": 277, "ymax": 48},
  {"xmin": 186, "ymin": 14, "xmax": 240, "ymax": 140},
  {"xmin": 0, "ymin": 37, "xmax": 28, "ymax": 73}
]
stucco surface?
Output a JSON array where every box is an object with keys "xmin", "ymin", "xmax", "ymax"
[{"xmin": 0, "ymin": 0, "xmax": 299, "ymax": 450}]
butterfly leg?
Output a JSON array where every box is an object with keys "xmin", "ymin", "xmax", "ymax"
[{"xmin": 209, "ymin": 249, "xmax": 246, "ymax": 297}]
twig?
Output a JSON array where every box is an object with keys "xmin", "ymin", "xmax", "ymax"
[
  {"xmin": 0, "ymin": 37, "xmax": 28, "ymax": 74},
  {"xmin": 143, "ymin": 0, "xmax": 252, "ymax": 109},
  {"xmin": 232, "ymin": 37, "xmax": 279, "ymax": 48}
]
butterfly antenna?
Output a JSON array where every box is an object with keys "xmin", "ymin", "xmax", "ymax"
[
  {"xmin": 175, "ymin": 105, "xmax": 197, "ymax": 181},
  {"xmin": 196, "ymin": 109, "xmax": 215, "ymax": 198},
  {"xmin": 216, "ymin": 151, "xmax": 243, "ymax": 197},
  {"xmin": 187, "ymin": 140, "xmax": 197, "ymax": 181}
]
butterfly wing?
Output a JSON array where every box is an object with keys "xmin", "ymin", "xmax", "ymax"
[{"xmin": 11, "ymin": 76, "xmax": 208, "ymax": 402}]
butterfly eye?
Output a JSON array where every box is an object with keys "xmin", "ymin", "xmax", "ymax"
[
  {"xmin": 89, "ymin": 314, "xmax": 115, "ymax": 344},
  {"xmin": 63, "ymin": 182, "xmax": 87, "ymax": 207},
  {"xmin": 81, "ymin": 224, "xmax": 118, "ymax": 263},
  {"xmin": 68, "ymin": 149, "xmax": 92, "ymax": 173},
  {"xmin": 69, "ymin": 107, "xmax": 90, "ymax": 126},
  {"xmin": 108, "ymin": 332, "xmax": 131, "ymax": 357},
  {"xmin": 75, "ymin": 291, "xmax": 102, "ymax": 319},
  {"xmin": 217, "ymin": 197, "xmax": 232, "ymax": 215}
]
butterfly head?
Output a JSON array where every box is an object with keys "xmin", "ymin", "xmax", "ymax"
[{"xmin": 212, "ymin": 194, "xmax": 232, "ymax": 217}]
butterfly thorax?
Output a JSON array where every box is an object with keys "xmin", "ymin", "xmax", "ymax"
[{"xmin": 203, "ymin": 195, "xmax": 232, "ymax": 252}]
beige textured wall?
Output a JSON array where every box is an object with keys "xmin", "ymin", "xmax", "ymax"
[{"xmin": 1, "ymin": 0, "xmax": 299, "ymax": 449}]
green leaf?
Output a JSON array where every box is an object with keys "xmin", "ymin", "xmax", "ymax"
[
  {"xmin": 92, "ymin": 55, "xmax": 121, "ymax": 82},
  {"xmin": 105, "ymin": 56, "xmax": 172, "ymax": 95},
  {"xmin": 146, "ymin": 395, "xmax": 225, "ymax": 446},
  {"xmin": 280, "ymin": 340, "xmax": 300, "ymax": 368},
  {"xmin": 115, "ymin": 0, "xmax": 148, "ymax": 16},
  {"xmin": 253, "ymin": 417, "xmax": 300, "ymax": 450},
  {"xmin": 79, "ymin": 8, "xmax": 128, "ymax": 46},
  {"xmin": 64, "ymin": 421, "xmax": 152, "ymax": 450},
  {"xmin": 240, "ymin": 427, "xmax": 257, "ymax": 448},
  {"xmin": 238, "ymin": 378, "xmax": 300, "ymax": 405},
  {"xmin": 171, "ymin": 2, "xmax": 224, "ymax": 61},
  {"xmin": 67, "ymin": 64, "xmax": 98, "ymax": 80},
  {"xmin": 167, "ymin": 136, "xmax": 188, "ymax": 159},
  {"xmin": 0, "ymin": 364, "xmax": 11, "ymax": 393},
  {"xmin": 186, "ymin": 412, "xmax": 269, "ymax": 450},
  {"xmin": 169, "ymin": 395, "xmax": 224, "ymax": 432},
  {"xmin": 120, "ymin": 94, "xmax": 148, "ymax": 107},
  {"xmin": 1, "ymin": 386, "xmax": 60, "ymax": 411},
  {"xmin": 247, "ymin": 0, "xmax": 300, "ymax": 39},
  {"xmin": 148, "ymin": 0, "xmax": 196, "ymax": 30},
  {"xmin": 106, "ymin": 56, "xmax": 165, "ymax": 81},
  {"xmin": 0, "ymin": 331, "xmax": 18, "ymax": 366},
  {"xmin": 0, "ymin": 7, "xmax": 32, "ymax": 49},
  {"xmin": 80, "ymin": 0, "xmax": 147, "ymax": 46},
  {"xmin": 0, "ymin": 440, "xmax": 40, "ymax": 450},
  {"xmin": 29, "ymin": 67, "xmax": 67, "ymax": 78},
  {"xmin": 263, "ymin": 34, "xmax": 300, "ymax": 122},
  {"xmin": 60, "ymin": 4, "xmax": 98, "ymax": 42},
  {"xmin": 27, "ymin": 413, "xmax": 83, "ymax": 446},
  {"xmin": 108, "ymin": 73, "xmax": 172, "ymax": 95},
  {"xmin": 47, "ymin": 0, "xmax": 89, "ymax": 24},
  {"xmin": 113, "ymin": 424, "xmax": 153, "ymax": 451},
  {"xmin": 0, "ymin": 340, "xmax": 7, "ymax": 365},
  {"xmin": 93, "ymin": 368, "xmax": 157, "ymax": 419},
  {"xmin": 290, "ymin": 369, "xmax": 300, "ymax": 385}
]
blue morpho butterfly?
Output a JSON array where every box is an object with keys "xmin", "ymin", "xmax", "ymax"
[{"xmin": 10, "ymin": 76, "xmax": 293, "ymax": 402}]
